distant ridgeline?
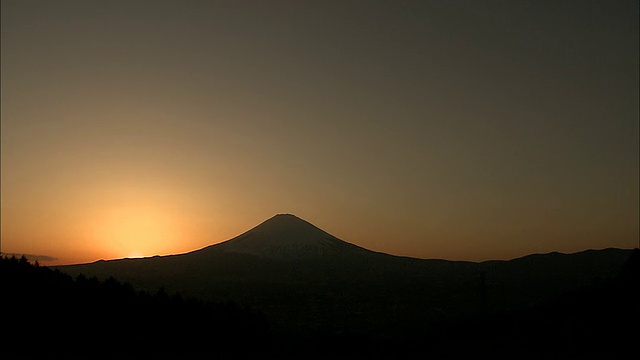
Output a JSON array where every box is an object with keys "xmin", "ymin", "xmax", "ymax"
[{"xmin": 11, "ymin": 214, "xmax": 640, "ymax": 359}]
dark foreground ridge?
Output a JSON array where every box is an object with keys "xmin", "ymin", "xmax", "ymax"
[
  {"xmin": 1, "ymin": 255, "xmax": 270, "ymax": 360},
  {"xmin": 5, "ymin": 249, "xmax": 639, "ymax": 359},
  {"xmin": 41, "ymin": 214, "xmax": 640, "ymax": 358}
]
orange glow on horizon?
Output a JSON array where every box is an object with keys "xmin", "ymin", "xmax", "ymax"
[{"xmin": 93, "ymin": 206, "xmax": 174, "ymax": 258}]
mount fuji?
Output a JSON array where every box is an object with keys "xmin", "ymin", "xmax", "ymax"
[
  {"xmin": 55, "ymin": 213, "xmax": 634, "ymax": 342},
  {"xmin": 198, "ymin": 213, "xmax": 373, "ymax": 260}
]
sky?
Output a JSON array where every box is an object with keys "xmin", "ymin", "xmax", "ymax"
[{"xmin": 1, "ymin": 0, "xmax": 638, "ymax": 265}]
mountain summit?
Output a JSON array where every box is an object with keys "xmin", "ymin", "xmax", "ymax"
[{"xmin": 199, "ymin": 214, "xmax": 371, "ymax": 260}]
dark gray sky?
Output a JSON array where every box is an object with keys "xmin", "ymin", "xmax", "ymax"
[{"xmin": 2, "ymin": 0, "xmax": 638, "ymax": 265}]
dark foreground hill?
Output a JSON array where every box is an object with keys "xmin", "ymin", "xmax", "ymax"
[
  {"xmin": 49, "ymin": 214, "xmax": 639, "ymax": 358},
  {"xmin": 5, "ymin": 250, "xmax": 639, "ymax": 359},
  {"xmin": 1, "ymin": 255, "xmax": 270, "ymax": 360}
]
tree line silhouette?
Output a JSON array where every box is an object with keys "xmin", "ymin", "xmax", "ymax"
[
  {"xmin": 2, "ymin": 251, "xmax": 638, "ymax": 359},
  {"xmin": 1, "ymin": 255, "xmax": 271, "ymax": 359}
]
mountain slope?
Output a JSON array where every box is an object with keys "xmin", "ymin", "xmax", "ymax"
[{"xmin": 198, "ymin": 213, "xmax": 373, "ymax": 260}]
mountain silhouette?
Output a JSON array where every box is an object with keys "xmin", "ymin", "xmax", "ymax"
[
  {"xmin": 56, "ymin": 214, "xmax": 632, "ymax": 301},
  {"xmin": 200, "ymin": 213, "xmax": 371, "ymax": 260},
  {"xmin": 54, "ymin": 213, "xmax": 636, "ymax": 358}
]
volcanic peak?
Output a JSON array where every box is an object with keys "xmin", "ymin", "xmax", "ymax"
[{"xmin": 206, "ymin": 214, "xmax": 369, "ymax": 259}]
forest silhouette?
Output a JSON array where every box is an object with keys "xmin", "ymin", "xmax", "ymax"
[
  {"xmin": 1, "ymin": 255, "xmax": 270, "ymax": 359},
  {"xmin": 2, "ymin": 248, "xmax": 638, "ymax": 359}
]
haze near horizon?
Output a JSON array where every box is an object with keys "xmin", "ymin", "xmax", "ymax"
[{"xmin": 2, "ymin": 0, "xmax": 638, "ymax": 266}]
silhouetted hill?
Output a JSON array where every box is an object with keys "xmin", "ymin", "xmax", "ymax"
[
  {"xmin": 52, "ymin": 214, "xmax": 638, "ymax": 358},
  {"xmin": 1, "ymin": 255, "xmax": 270, "ymax": 360},
  {"xmin": 427, "ymin": 248, "xmax": 640, "ymax": 359}
]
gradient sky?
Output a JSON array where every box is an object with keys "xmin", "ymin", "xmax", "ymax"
[{"xmin": 2, "ymin": 0, "xmax": 638, "ymax": 265}]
